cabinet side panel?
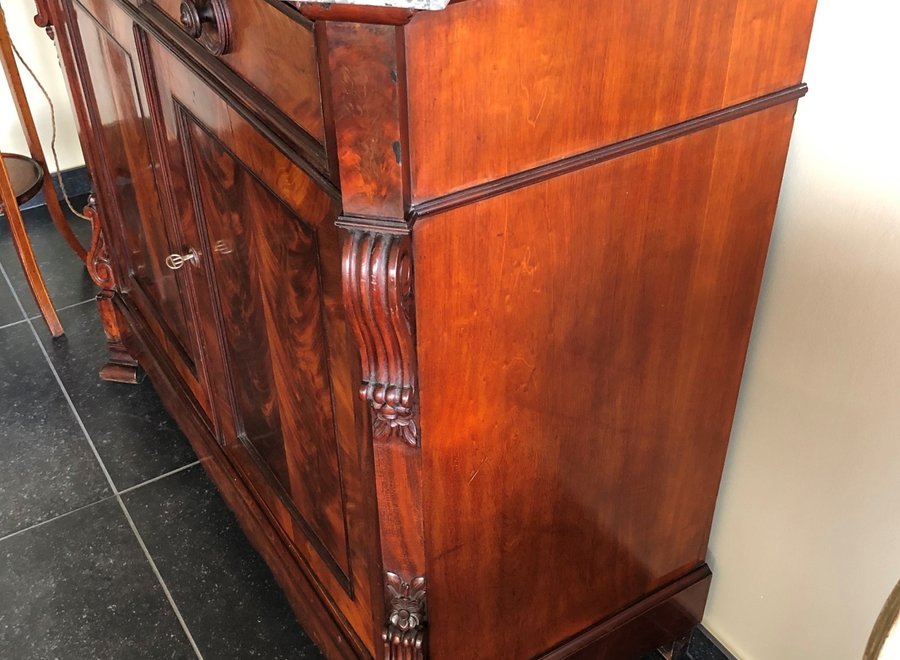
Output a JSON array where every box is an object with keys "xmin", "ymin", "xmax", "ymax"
[
  {"xmin": 406, "ymin": 0, "xmax": 816, "ymax": 200},
  {"xmin": 414, "ymin": 104, "xmax": 797, "ymax": 659}
]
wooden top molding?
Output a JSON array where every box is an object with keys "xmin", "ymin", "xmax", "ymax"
[
  {"xmin": 404, "ymin": 0, "xmax": 818, "ymax": 202},
  {"xmin": 292, "ymin": 0, "xmax": 450, "ymax": 10},
  {"xmin": 288, "ymin": 0, "xmax": 456, "ymax": 25},
  {"xmin": 296, "ymin": 4, "xmax": 416, "ymax": 25}
]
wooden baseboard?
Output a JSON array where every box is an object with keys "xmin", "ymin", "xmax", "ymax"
[{"xmin": 539, "ymin": 565, "xmax": 712, "ymax": 660}]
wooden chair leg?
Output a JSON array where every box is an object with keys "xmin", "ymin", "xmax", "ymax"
[{"xmin": 0, "ymin": 161, "xmax": 63, "ymax": 337}]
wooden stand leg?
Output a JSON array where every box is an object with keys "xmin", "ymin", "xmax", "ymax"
[
  {"xmin": 43, "ymin": 170, "xmax": 87, "ymax": 262},
  {"xmin": 83, "ymin": 195, "xmax": 141, "ymax": 384},
  {"xmin": 0, "ymin": 5, "xmax": 86, "ymax": 262},
  {"xmin": 0, "ymin": 156, "xmax": 64, "ymax": 338},
  {"xmin": 659, "ymin": 628, "xmax": 694, "ymax": 660}
]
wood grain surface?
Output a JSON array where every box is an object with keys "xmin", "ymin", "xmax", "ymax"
[
  {"xmin": 414, "ymin": 103, "xmax": 799, "ymax": 659},
  {"xmin": 406, "ymin": 0, "xmax": 816, "ymax": 200}
]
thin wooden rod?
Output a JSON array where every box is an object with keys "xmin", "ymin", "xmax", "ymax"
[
  {"xmin": 0, "ymin": 5, "xmax": 86, "ymax": 261},
  {"xmin": 0, "ymin": 154, "xmax": 64, "ymax": 337}
]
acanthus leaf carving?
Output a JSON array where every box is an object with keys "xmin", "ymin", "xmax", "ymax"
[
  {"xmin": 386, "ymin": 571, "xmax": 426, "ymax": 630},
  {"xmin": 383, "ymin": 571, "xmax": 427, "ymax": 659},
  {"xmin": 342, "ymin": 229, "xmax": 419, "ymax": 447},
  {"xmin": 383, "ymin": 625, "xmax": 426, "ymax": 660}
]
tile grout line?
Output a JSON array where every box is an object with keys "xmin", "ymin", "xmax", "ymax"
[
  {"xmin": 0, "ymin": 460, "xmax": 203, "ymax": 546},
  {"xmin": 0, "ymin": 260, "xmax": 205, "ymax": 660},
  {"xmin": 0, "ymin": 258, "xmax": 28, "ymax": 327},
  {"xmin": 0, "ymin": 318, "xmax": 27, "ymax": 331},
  {"xmin": 0, "ymin": 262, "xmax": 119, "ymax": 490},
  {"xmin": 33, "ymin": 297, "xmax": 96, "ymax": 318},
  {"xmin": 0, "ymin": 297, "xmax": 96, "ymax": 332},
  {"xmin": 0, "ymin": 495, "xmax": 118, "ymax": 545},
  {"xmin": 118, "ymin": 460, "xmax": 202, "ymax": 496},
  {"xmin": 116, "ymin": 502, "xmax": 206, "ymax": 660}
]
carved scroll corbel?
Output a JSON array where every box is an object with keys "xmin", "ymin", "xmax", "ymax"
[
  {"xmin": 33, "ymin": 0, "xmax": 55, "ymax": 37},
  {"xmin": 83, "ymin": 195, "xmax": 116, "ymax": 290},
  {"xmin": 83, "ymin": 194, "xmax": 142, "ymax": 384},
  {"xmin": 383, "ymin": 572, "xmax": 427, "ymax": 660},
  {"xmin": 342, "ymin": 230, "xmax": 419, "ymax": 446}
]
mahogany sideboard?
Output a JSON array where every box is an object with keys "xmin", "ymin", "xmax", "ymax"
[{"xmin": 34, "ymin": 0, "xmax": 818, "ymax": 657}]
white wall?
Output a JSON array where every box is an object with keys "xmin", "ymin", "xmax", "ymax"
[
  {"xmin": 704, "ymin": 1, "xmax": 900, "ymax": 658},
  {"xmin": 1, "ymin": 1, "xmax": 83, "ymax": 171}
]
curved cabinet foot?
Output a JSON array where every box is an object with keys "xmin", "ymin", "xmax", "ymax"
[
  {"xmin": 99, "ymin": 359, "xmax": 142, "ymax": 384},
  {"xmin": 95, "ymin": 290, "xmax": 143, "ymax": 384},
  {"xmin": 84, "ymin": 196, "xmax": 142, "ymax": 384}
]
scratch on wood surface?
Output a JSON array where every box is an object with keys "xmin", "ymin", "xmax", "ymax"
[
  {"xmin": 468, "ymin": 455, "xmax": 488, "ymax": 484},
  {"xmin": 522, "ymin": 83, "xmax": 548, "ymax": 127}
]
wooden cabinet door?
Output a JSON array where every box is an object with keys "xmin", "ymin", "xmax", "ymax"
[
  {"xmin": 66, "ymin": 0, "xmax": 209, "ymax": 413},
  {"xmin": 141, "ymin": 30, "xmax": 379, "ymax": 652}
]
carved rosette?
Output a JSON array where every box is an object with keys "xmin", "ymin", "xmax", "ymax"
[
  {"xmin": 342, "ymin": 230, "xmax": 419, "ymax": 446},
  {"xmin": 383, "ymin": 572, "xmax": 427, "ymax": 659},
  {"xmin": 84, "ymin": 195, "xmax": 116, "ymax": 290}
]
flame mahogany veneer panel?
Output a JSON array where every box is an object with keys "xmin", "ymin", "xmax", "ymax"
[
  {"xmin": 414, "ymin": 104, "xmax": 798, "ymax": 659},
  {"xmin": 150, "ymin": 0, "xmax": 326, "ymax": 144},
  {"xmin": 406, "ymin": 0, "xmax": 817, "ymax": 200},
  {"xmin": 142, "ymin": 31, "xmax": 381, "ymax": 651},
  {"xmin": 70, "ymin": 0, "xmax": 211, "ymax": 411}
]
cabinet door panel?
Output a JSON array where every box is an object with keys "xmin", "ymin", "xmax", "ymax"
[
  {"xmin": 70, "ymin": 0, "xmax": 209, "ymax": 412},
  {"xmin": 185, "ymin": 113, "xmax": 348, "ymax": 574},
  {"xmin": 145, "ymin": 35, "xmax": 377, "ymax": 650}
]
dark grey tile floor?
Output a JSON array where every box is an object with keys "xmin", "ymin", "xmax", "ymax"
[
  {"xmin": 639, "ymin": 630, "xmax": 732, "ymax": 660},
  {"xmin": 0, "ymin": 199, "xmax": 728, "ymax": 659}
]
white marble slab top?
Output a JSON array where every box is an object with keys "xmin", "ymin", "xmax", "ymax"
[{"xmin": 291, "ymin": 0, "xmax": 452, "ymax": 10}]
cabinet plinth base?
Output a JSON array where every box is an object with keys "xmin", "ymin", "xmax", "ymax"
[
  {"xmin": 99, "ymin": 347, "xmax": 143, "ymax": 384},
  {"xmin": 95, "ymin": 290, "xmax": 142, "ymax": 384},
  {"xmin": 538, "ymin": 565, "xmax": 711, "ymax": 660}
]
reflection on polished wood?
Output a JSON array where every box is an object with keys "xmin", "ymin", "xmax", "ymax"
[{"xmin": 41, "ymin": 0, "xmax": 818, "ymax": 656}]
